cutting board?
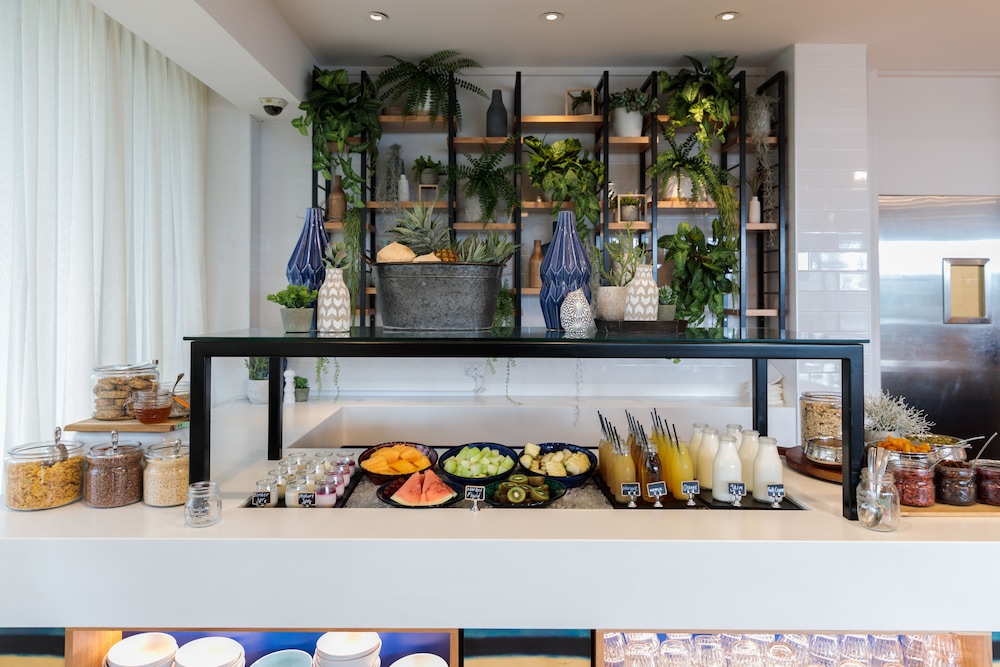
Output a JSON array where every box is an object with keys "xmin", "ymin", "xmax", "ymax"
[
  {"xmin": 901, "ymin": 502, "xmax": 1000, "ymax": 517},
  {"xmin": 64, "ymin": 417, "xmax": 189, "ymax": 433}
]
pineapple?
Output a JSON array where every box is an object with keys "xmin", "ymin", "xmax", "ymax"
[
  {"xmin": 434, "ymin": 246, "xmax": 459, "ymax": 263},
  {"xmin": 387, "ymin": 200, "xmax": 451, "ymax": 257},
  {"xmin": 456, "ymin": 231, "xmax": 517, "ymax": 264}
]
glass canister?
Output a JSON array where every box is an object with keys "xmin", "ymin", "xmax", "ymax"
[
  {"xmin": 143, "ymin": 440, "xmax": 189, "ymax": 507},
  {"xmin": 799, "ymin": 391, "xmax": 842, "ymax": 447},
  {"xmin": 91, "ymin": 362, "xmax": 159, "ymax": 420},
  {"xmin": 857, "ymin": 468, "xmax": 900, "ymax": 531},
  {"xmin": 5, "ymin": 431, "xmax": 85, "ymax": 510},
  {"xmin": 169, "ymin": 382, "xmax": 190, "ymax": 419},
  {"xmin": 134, "ymin": 390, "xmax": 174, "ymax": 425},
  {"xmin": 936, "ymin": 461, "xmax": 976, "ymax": 506},
  {"xmin": 975, "ymin": 460, "xmax": 1000, "ymax": 506},
  {"xmin": 84, "ymin": 434, "xmax": 144, "ymax": 508},
  {"xmin": 185, "ymin": 480, "xmax": 221, "ymax": 527},
  {"xmin": 888, "ymin": 458, "xmax": 935, "ymax": 507},
  {"xmin": 252, "ymin": 478, "xmax": 278, "ymax": 508}
]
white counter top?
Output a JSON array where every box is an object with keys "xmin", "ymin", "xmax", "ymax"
[{"xmin": 3, "ymin": 401, "xmax": 998, "ymax": 633}]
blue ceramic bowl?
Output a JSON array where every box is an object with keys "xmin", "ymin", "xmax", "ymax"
[
  {"xmin": 437, "ymin": 442, "xmax": 518, "ymax": 488},
  {"xmin": 516, "ymin": 442, "xmax": 597, "ymax": 488}
]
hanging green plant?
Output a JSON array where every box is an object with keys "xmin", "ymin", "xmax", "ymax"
[
  {"xmin": 658, "ymin": 55, "xmax": 739, "ymax": 150},
  {"xmin": 375, "ymin": 49, "xmax": 486, "ymax": 127}
]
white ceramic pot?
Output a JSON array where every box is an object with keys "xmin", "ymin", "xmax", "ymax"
[
  {"xmin": 247, "ymin": 379, "xmax": 269, "ymax": 405},
  {"xmin": 613, "ymin": 108, "xmax": 644, "ymax": 137},
  {"xmin": 595, "ymin": 285, "xmax": 628, "ymax": 321}
]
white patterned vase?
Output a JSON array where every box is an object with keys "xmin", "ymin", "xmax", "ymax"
[
  {"xmin": 317, "ymin": 267, "xmax": 351, "ymax": 333},
  {"xmin": 624, "ymin": 264, "xmax": 658, "ymax": 321},
  {"xmin": 560, "ymin": 288, "xmax": 592, "ymax": 334}
]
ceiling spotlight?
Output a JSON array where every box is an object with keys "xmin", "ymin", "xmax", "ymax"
[
  {"xmin": 715, "ymin": 11, "xmax": 741, "ymax": 21},
  {"xmin": 540, "ymin": 11, "xmax": 564, "ymax": 21},
  {"xmin": 368, "ymin": 11, "xmax": 388, "ymax": 22}
]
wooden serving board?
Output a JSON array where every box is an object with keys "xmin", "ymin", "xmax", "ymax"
[
  {"xmin": 64, "ymin": 417, "xmax": 190, "ymax": 433},
  {"xmin": 901, "ymin": 502, "xmax": 1000, "ymax": 517},
  {"xmin": 784, "ymin": 446, "xmax": 842, "ymax": 483}
]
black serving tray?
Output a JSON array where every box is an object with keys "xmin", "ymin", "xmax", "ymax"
[{"xmin": 592, "ymin": 470, "xmax": 706, "ymax": 509}]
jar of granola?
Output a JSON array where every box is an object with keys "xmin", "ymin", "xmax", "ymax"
[
  {"xmin": 800, "ymin": 392, "xmax": 842, "ymax": 447},
  {"xmin": 888, "ymin": 458, "xmax": 935, "ymax": 507},
  {"xmin": 143, "ymin": 440, "xmax": 189, "ymax": 507},
  {"xmin": 974, "ymin": 460, "xmax": 1000, "ymax": 506},
  {"xmin": 5, "ymin": 433, "xmax": 85, "ymax": 510},
  {"xmin": 91, "ymin": 362, "xmax": 159, "ymax": 420},
  {"xmin": 85, "ymin": 434, "xmax": 144, "ymax": 508}
]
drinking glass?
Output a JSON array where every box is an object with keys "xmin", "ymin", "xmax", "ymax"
[
  {"xmin": 777, "ymin": 635, "xmax": 810, "ymax": 667},
  {"xmin": 839, "ymin": 634, "xmax": 872, "ymax": 666},
  {"xmin": 871, "ymin": 635, "xmax": 904, "ymax": 667},
  {"xmin": 666, "ymin": 634, "xmax": 696, "ymax": 657},
  {"xmin": 695, "ymin": 636, "xmax": 726, "ymax": 667},
  {"xmin": 900, "ymin": 635, "xmax": 925, "ymax": 667},
  {"xmin": 747, "ymin": 636, "xmax": 776, "ymax": 656},
  {"xmin": 766, "ymin": 641, "xmax": 801, "ymax": 667},
  {"xmin": 626, "ymin": 641, "xmax": 658, "ymax": 667},
  {"xmin": 604, "ymin": 632, "xmax": 627, "ymax": 667},
  {"xmin": 808, "ymin": 634, "xmax": 840, "ymax": 667},
  {"xmin": 729, "ymin": 640, "xmax": 765, "ymax": 667},
  {"xmin": 721, "ymin": 634, "xmax": 745, "ymax": 656},
  {"xmin": 659, "ymin": 639, "xmax": 694, "ymax": 667},
  {"xmin": 923, "ymin": 634, "xmax": 961, "ymax": 667}
]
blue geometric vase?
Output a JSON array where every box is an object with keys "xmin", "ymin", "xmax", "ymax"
[
  {"xmin": 286, "ymin": 207, "xmax": 329, "ymax": 292},
  {"xmin": 539, "ymin": 210, "xmax": 591, "ymax": 330}
]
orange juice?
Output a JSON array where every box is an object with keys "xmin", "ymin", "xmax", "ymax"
[
  {"xmin": 654, "ymin": 430, "xmax": 675, "ymax": 496},
  {"xmin": 610, "ymin": 447, "xmax": 637, "ymax": 503},
  {"xmin": 598, "ymin": 437, "xmax": 612, "ymax": 479},
  {"xmin": 640, "ymin": 444, "xmax": 663, "ymax": 503},
  {"xmin": 670, "ymin": 440, "xmax": 695, "ymax": 500}
]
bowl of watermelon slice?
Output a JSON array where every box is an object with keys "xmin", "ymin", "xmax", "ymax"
[
  {"xmin": 376, "ymin": 468, "xmax": 463, "ymax": 508},
  {"xmin": 358, "ymin": 441, "xmax": 438, "ymax": 485}
]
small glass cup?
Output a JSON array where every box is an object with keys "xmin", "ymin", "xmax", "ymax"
[
  {"xmin": 695, "ymin": 636, "xmax": 726, "ymax": 667},
  {"xmin": 134, "ymin": 390, "xmax": 175, "ymax": 424},
  {"xmin": 253, "ymin": 477, "xmax": 278, "ymax": 508},
  {"xmin": 871, "ymin": 635, "xmax": 903, "ymax": 667},
  {"xmin": 729, "ymin": 641, "xmax": 764, "ymax": 667},
  {"xmin": 184, "ymin": 481, "xmax": 221, "ymax": 527},
  {"xmin": 838, "ymin": 634, "xmax": 871, "ymax": 666},
  {"xmin": 659, "ymin": 639, "xmax": 694, "ymax": 667},
  {"xmin": 604, "ymin": 632, "xmax": 626, "ymax": 667},
  {"xmin": 625, "ymin": 641, "xmax": 656, "ymax": 667},
  {"xmin": 765, "ymin": 642, "xmax": 801, "ymax": 667},
  {"xmin": 328, "ymin": 473, "xmax": 346, "ymax": 498},
  {"xmin": 807, "ymin": 635, "xmax": 840, "ymax": 667}
]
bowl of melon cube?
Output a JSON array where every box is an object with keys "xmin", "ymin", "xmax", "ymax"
[
  {"xmin": 358, "ymin": 441, "xmax": 437, "ymax": 484},
  {"xmin": 438, "ymin": 442, "xmax": 518, "ymax": 488}
]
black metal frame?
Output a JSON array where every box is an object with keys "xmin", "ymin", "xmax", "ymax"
[{"xmin": 186, "ymin": 329, "xmax": 866, "ymax": 520}]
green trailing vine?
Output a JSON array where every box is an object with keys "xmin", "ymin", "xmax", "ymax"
[{"xmin": 486, "ymin": 357, "xmax": 521, "ymax": 406}]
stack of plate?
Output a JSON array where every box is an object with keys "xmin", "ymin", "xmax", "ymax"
[
  {"xmin": 742, "ymin": 363, "xmax": 784, "ymax": 406},
  {"xmin": 386, "ymin": 655, "xmax": 448, "ymax": 667},
  {"xmin": 106, "ymin": 632, "xmax": 178, "ymax": 667},
  {"xmin": 175, "ymin": 637, "xmax": 246, "ymax": 667},
  {"xmin": 314, "ymin": 633, "xmax": 381, "ymax": 667}
]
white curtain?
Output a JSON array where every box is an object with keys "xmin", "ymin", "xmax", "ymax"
[{"xmin": 0, "ymin": 0, "xmax": 208, "ymax": 446}]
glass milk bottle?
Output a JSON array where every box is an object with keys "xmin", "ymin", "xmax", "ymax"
[
  {"xmin": 726, "ymin": 423, "xmax": 744, "ymax": 448},
  {"xmin": 696, "ymin": 428, "xmax": 720, "ymax": 490},
  {"xmin": 688, "ymin": 422, "xmax": 708, "ymax": 478},
  {"xmin": 753, "ymin": 436, "xmax": 784, "ymax": 503},
  {"xmin": 712, "ymin": 435, "xmax": 742, "ymax": 502},
  {"xmin": 738, "ymin": 429, "xmax": 760, "ymax": 492}
]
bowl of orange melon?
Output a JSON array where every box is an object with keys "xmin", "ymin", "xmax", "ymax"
[{"xmin": 358, "ymin": 441, "xmax": 438, "ymax": 485}]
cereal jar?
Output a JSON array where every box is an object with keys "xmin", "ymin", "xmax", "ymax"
[
  {"xmin": 143, "ymin": 440, "xmax": 189, "ymax": 507},
  {"xmin": 91, "ymin": 362, "xmax": 159, "ymax": 420},
  {"xmin": 799, "ymin": 392, "xmax": 842, "ymax": 447},
  {"xmin": 5, "ymin": 429, "xmax": 85, "ymax": 510},
  {"xmin": 84, "ymin": 434, "xmax": 144, "ymax": 508}
]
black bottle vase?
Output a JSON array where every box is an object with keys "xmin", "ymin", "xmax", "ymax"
[{"xmin": 486, "ymin": 89, "xmax": 508, "ymax": 137}]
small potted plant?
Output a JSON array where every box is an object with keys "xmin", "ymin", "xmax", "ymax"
[
  {"xmin": 568, "ymin": 89, "xmax": 598, "ymax": 115},
  {"xmin": 657, "ymin": 285, "xmax": 677, "ymax": 321},
  {"xmin": 375, "ymin": 49, "xmax": 486, "ymax": 127},
  {"xmin": 412, "ymin": 155, "xmax": 445, "ymax": 185},
  {"xmin": 293, "ymin": 376, "xmax": 310, "ymax": 402},
  {"xmin": 245, "ymin": 357, "xmax": 269, "ymax": 405},
  {"xmin": 608, "ymin": 87, "xmax": 658, "ymax": 137},
  {"xmin": 449, "ymin": 136, "xmax": 521, "ymax": 223},
  {"xmin": 523, "ymin": 135, "xmax": 606, "ymax": 239},
  {"xmin": 590, "ymin": 223, "xmax": 646, "ymax": 321},
  {"xmin": 267, "ymin": 284, "xmax": 319, "ymax": 333},
  {"xmin": 618, "ymin": 195, "xmax": 642, "ymax": 222}
]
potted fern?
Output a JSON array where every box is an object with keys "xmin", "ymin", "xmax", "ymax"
[
  {"xmin": 449, "ymin": 136, "xmax": 520, "ymax": 223},
  {"xmin": 375, "ymin": 49, "xmax": 486, "ymax": 127},
  {"xmin": 608, "ymin": 88, "xmax": 658, "ymax": 137}
]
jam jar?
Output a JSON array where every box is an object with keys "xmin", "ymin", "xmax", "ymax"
[
  {"xmin": 84, "ymin": 434, "xmax": 144, "ymax": 507},
  {"xmin": 91, "ymin": 362, "xmax": 159, "ymax": 420},
  {"xmin": 888, "ymin": 458, "xmax": 935, "ymax": 507},
  {"xmin": 5, "ymin": 430, "xmax": 85, "ymax": 510},
  {"xmin": 936, "ymin": 460, "xmax": 976, "ymax": 506},
  {"xmin": 857, "ymin": 468, "xmax": 900, "ymax": 531},
  {"xmin": 800, "ymin": 392, "xmax": 842, "ymax": 447},
  {"xmin": 974, "ymin": 460, "xmax": 1000, "ymax": 506}
]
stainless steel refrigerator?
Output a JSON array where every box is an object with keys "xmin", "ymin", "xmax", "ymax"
[{"xmin": 879, "ymin": 195, "xmax": 1000, "ymax": 458}]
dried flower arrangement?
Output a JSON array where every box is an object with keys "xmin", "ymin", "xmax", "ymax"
[{"xmin": 863, "ymin": 390, "xmax": 934, "ymax": 435}]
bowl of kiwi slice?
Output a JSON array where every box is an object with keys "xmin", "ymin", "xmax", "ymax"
[{"xmin": 484, "ymin": 474, "xmax": 567, "ymax": 508}]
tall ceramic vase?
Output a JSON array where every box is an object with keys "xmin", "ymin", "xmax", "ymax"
[
  {"xmin": 287, "ymin": 207, "xmax": 329, "ymax": 292},
  {"xmin": 486, "ymin": 89, "xmax": 508, "ymax": 137},
  {"xmin": 539, "ymin": 210, "xmax": 591, "ymax": 330},
  {"xmin": 624, "ymin": 264, "xmax": 658, "ymax": 321},
  {"xmin": 317, "ymin": 268, "xmax": 351, "ymax": 333}
]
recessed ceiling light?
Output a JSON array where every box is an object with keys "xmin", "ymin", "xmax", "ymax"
[
  {"xmin": 716, "ymin": 11, "xmax": 740, "ymax": 21},
  {"xmin": 368, "ymin": 11, "xmax": 389, "ymax": 22},
  {"xmin": 540, "ymin": 11, "xmax": 564, "ymax": 21}
]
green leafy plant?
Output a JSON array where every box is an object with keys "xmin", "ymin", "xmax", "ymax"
[
  {"xmin": 649, "ymin": 135, "xmax": 738, "ymax": 237},
  {"xmin": 293, "ymin": 376, "xmax": 309, "ymax": 389},
  {"xmin": 375, "ymin": 49, "xmax": 486, "ymax": 126},
  {"xmin": 412, "ymin": 155, "xmax": 445, "ymax": 177},
  {"xmin": 291, "ymin": 67, "xmax": 382, "ymax": 208},
  {"xmin": 619, "ymin": 195, "xmax": 642, "ymax": 207},
  {"xmin": 570, "ymin": 90, "xmax": 598, "ymax": 114},
  {"xmin": 658, "ymin": 219, "xmax": 738, "ymax": 327},
  {"xmin": 492, "ymin": 279, "xmax": 515, "ymax": 331},
  {"xmin": 245, "ymin": 357, "xmax": 268, "ymax": 380},
  {"xmin": 324, "ymin": 240, "xmax": 350, "ymax": 269},
  {"xmin": 448, "ymin": 136, "xmax": 521, "ymax": 223},
  {"xmin": 266, "ymin": 284, "xmax": 319, "ymax": 309},
  {"xmin": 608, "ymin": 88, "xmax": 659, "ymax": 115},
  {"xmin": 658, "ymin": 55, "xmax": 739, "ymax": 149},
  {"xmin": 523, "ymin": 135, "xmax": 606, "ymax": 238},
  {"xmin": 455, "ymin": 230, "xmax": 518, "ymax": 264},
  {"xmin": 590, "ymin": 222, "xmax": 646, "ymax": 287},
  {"xmin": 658, "ymin": 285, "xmax": 676, "ymax": 305}
]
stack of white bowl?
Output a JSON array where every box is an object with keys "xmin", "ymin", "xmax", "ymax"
[
  {"xmin": 106, "ymin": 632, "xmax": 179, "ymax": 667},
  {"xmin": 386, "ymin": 655, "xmax": 447, "ymax": 667},
  {"xmin": 175, "ymin": 637, "xmax": 246, "ymax": 667},
  {"xmin": 314, "ymin": 632, "xmax": 381, "ymax": 667}
]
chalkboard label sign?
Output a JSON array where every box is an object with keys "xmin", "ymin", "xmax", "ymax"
[
  {"xmin": 681, "ymin": 480, "xmax": 700, "ymax": 496},
  {"xmin": 298, "ymin": 492, "xmax": 316, "ymax": 508},
  {"xmin": 621, "ymin": 482, "xmax": 641, "ymax": 497},
  {"xmin": 647, "ymin": 481, "xmax": 667, "ymax": 498},
  {"xmin": 251, "ymin": 491, "xmax": 271, "ymax": 507},
  {"xmin": 728, "ymin": 482, "xmax": 746, "ymax": 497},
  {"xmin": 767, "ymin": 484, "xmax": 785, "ymax": 499},
  {"xmin": 465, "ymin": 486, "xmax": 486, "ymax": 501}
]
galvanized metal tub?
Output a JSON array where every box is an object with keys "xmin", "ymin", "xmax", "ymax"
[{"xmin": 375, "ymin": 262, "xmax": 503, "ymax": 331}]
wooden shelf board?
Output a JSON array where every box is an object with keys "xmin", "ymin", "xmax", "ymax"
[
  {"xmin": 520, "ymin": 287, "xmax": 542, "ymax": 295},
  {"xmin": 454, "ymin": 222, "xmax": 517, "ymax": 231},
  {"xmin": 367, "ymin": 201, "xmax": 451, "ymax": 210},
  {"xmin": 608, "ymin": 221, "xmax": 652, "ymax": 231},
  {"xmin": 596, "ymin": 136, "xmax": 651, "ymax": 154},
  {"xmin": 746, "ymin": 309, "xmax": 779, "ymax": 317},
  {"xmin": 656, "ymin": 199, "xmax": 716, "ymax": 210},
  {"xmin": 64, "ymin": 417, "xmax": 190, "ymax": 433},
  {"xmin": 521, "ymin": 200, "xmax": 573, "ymax": 210},
  {"xmin": 325, "ymin": 222, "xmax": 376, "ymax": 233},
  {"xmin": 365, "ymin": 287, "xmax": 377, "ymax": 295},
  {"xmin": 746, "ymin": 222, "xmax": 779, "ymax": 232},
  {"xmin": 453, "ymin": 136, "xmax": 512, "ymax": 150},
  {"xmin": 378, "ymin": 114, "xmax": 453, "ymax": 132},
  {"xmin": 522, "ymin": 115, "xmax": 602, "ymax": 130}
]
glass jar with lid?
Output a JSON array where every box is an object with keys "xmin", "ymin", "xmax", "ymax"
[
  {"xmin": 184, "ymin": 480, "xmax": 221, "ymax": 527},
  {"xmin": 936, "ymin": 461, "xmax": 976, "ymax": 505},
  {"xmin": 800, "ymin": 391, "xmax": 842, "ymax": 447},
  {"xmin": 888, "ymin": 458, "xmax": 935, "ymax": 507},
  {"xmin": 91, "ymin": 362, "xmax": 159, "ymax": 420},
  {"xmin": 84, "ymin": 433, "xmax": 144, "ymax": 507},
  {"xmin": 143, "ymin": 440, "xmax": 189, "ymax": 507},
  {"xmin": 5, "ymin": 430, "xmax": 85, "ymax": 510},
  {"xmin": 975, "ymin": 460, "xmax": 1000, "ymax": 506},
  {"xmin": 168, "ymin": 381, "xmax": 190, "ymax": 419},
  {"xmin": 857, "ymin": 468, "xmax": 900, "ymax": 531}
]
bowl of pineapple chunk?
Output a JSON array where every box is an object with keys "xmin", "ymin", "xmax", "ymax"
[{"xmin": 517, "ymin": 442, "xmax": 596, "ymax": 488}]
